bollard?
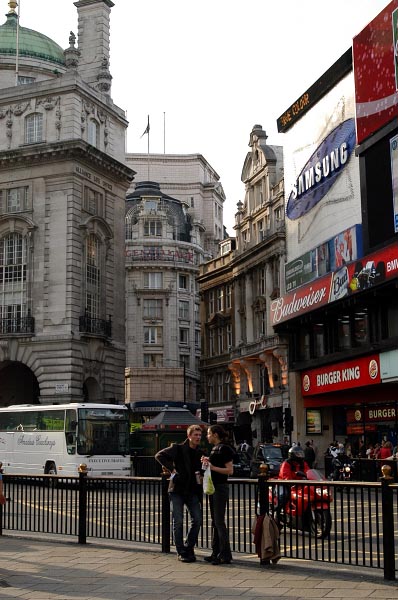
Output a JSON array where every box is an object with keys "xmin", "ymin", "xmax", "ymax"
[
  {"xmin": 380, "ymin": 464, "xmax": 395, "ymax": 581},
  {"xmin": 161, "ymin": 472, "xmax": 171, "ymax": 553},
  {"xmin": 78, "ymin": 463, "xmax": 88, "ymax": 545},
  {"xmin": 258, "ymin": 463, "xmax": 269, "ymax": 515}
]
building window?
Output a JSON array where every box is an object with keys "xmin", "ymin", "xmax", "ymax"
[
  {"xmin": 143, "ymin": 299, "xmax": 163, "ymax": 319},
  {"xmin": 194, "ymin": 303, "xmax": 200, "ymax": 323},
  {"xmin": 144, "ymin": 326, "xmax": 162, "ymax": 344},
  {"xmin": 144, "ymin": 272, "xmax": 163, "ymax": 288},
  {"xmin": 258, "ymin": 310, "xmax": 266, "ymax": 336},
  {"xmin": 195, "ymin": 329, "xmax": 200, "ymax": 348},
  {"xmin": 208, "ymin": 375, "xmax": 214, "ymax": 404},
  {"xmin": 217, "ymin": 373, "xmax": 223, "ymax": 402},
  {"xmin": 0, "ymin": 233, "xmax": 28, "ymax": 333},
  {"xmin": 259, "ymin": 267, "xmax": 266, "ymax": 296},
  {"xmin": 179, "ymin": 354, "xmax": 189, "ymax": 368},
  {"xmin": 338, "ymin": 315, "xmax": 351, "ymax": 350},
  {"xmin": 179, "ymin": 328, "xmax": 189, "ymax": 345},
  {"xmin": 88, "ymin": 120, "xmax": 99, "ymax": 147},
  {"xmin": 354, "ymin": 309, "xmax": 369, "ymax": 346},
  {"xmin": 209, "ymin": 290, "xmax": 215, "ymax": 315},
  {"xmin": 144, "ymin": 220, "xmax": 162, "ymax": 237},
  {"xmin": 85, "ymin": 234, "xmax": 101, "ymax": 320},
  {"xmin": 143, "ymin": 199, "xmax": 159, "ymax": 212},
  {"xmin": 83, "ymin": 187, "xmax": 104, "ymax": 216},
  {"xmin": 217, "ymin": 288, "xmax": 224, "ymax": 312},
  {"xmin": 179, "ymin": 300, "xmax": 189, "ymax": 320},
  {"xmin": 178, "ymin": 273, "xmax": 188, "ymax": 290},
  {"xmin": 218, "ymin": 327, "xmax": 224, "ymax": 354},
  {"xmin": 225, "ymin": 285, "xmax": 232, "ymax": 309},
  {"xmin": 143, "ymin": 354, "xmax": 163, "ymax": 367},
  {"xmin": 313, "ymin": 323, "xmax": 325, "ymax": 357},
  {"xmin": 0, "ymin": 187, "xmax": 28, "ymax": 214},
  {"xmin": 227, "ymin": 323, "xmax": 232, "ymax": 349},
  {"xmin": 25, "ymin": 113, "xmax": 43, "ymax": 144},
  {"xmin": 209, "ymin": 329, "xmax": 214, "ymax": 356},
  {"xmin": 190, "ymin": 197, "xmax": 194, "ymax": 208},
  {"xmin": 18, "ymin": 76, "xmax": 35, "ymax": 85}
]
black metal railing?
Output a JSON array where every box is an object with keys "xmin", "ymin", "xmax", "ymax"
[
  {"xmin": 0, "ymin": 315, "xmax": 34, "ymax": 334},
  {"xmin": 79, "ymin": 314, "xmax": 112, "ymax": 337},
  {"xmin": 0, "ymin": 471, "xmax": 397, "ymax": 580}
]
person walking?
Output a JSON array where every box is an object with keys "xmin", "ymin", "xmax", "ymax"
[
  {"xmin": 155, "ymin": 425, "xmax": 204, "ymax": 563},
  {"xmin": 201, "ymin": 425, "xmax": 234, "ymax": 565},
  {"xmin": 304, "ymin": 441, "xmax": 316, "ymax": 468}
]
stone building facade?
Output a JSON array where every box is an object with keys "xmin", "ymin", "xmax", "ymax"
[
  {"xmin": 199, "ymin": 125, "xmax": 289, "ymax": 443},
  {"xmin": 125, "ymin": 181, "xmax": 205, "ymax": 419},
  {"xmin": 125, "ymin": 153, "xmax": 225, "ymax": 258},
  {"xmin": 0, "ymin": 0, "xmax": 133, "ymax": 406}
]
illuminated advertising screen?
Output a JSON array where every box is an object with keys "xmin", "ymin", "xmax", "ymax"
[
  {"xmin": 390, "ymin": 133, "xmax": 398, "ymax": 233},
  {"xmin": 353, "ymin": 0, "xmax": 398, "ymax": 145}
]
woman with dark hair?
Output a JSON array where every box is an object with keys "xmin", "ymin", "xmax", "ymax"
[{"xmin": 201, "ymin": 425, "xmax": 234, "ymax": 565}]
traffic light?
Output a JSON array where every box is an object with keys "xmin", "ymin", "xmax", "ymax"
[
  {"xmin": 283, "ymin": 407, "xmax": 293, "ymax": 435},
  {"xmin": 201, "ymin": 401, "xmax": 209, "ymax": 423},
  {"xmin": 209, "ymin": 411, "xmax": 217, "ymax": 424}
]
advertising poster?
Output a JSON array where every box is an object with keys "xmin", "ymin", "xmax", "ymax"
[
  {"xmin": 390, "ymin": 133, "xmax": 398, "ymax": 233},
  {"xmin": 306, "ymin": 409, "xmax": 322, "ymax": 434},
  {"xmin": 353, "ymin": 0, "xmax": 398, "ymax": 144}
]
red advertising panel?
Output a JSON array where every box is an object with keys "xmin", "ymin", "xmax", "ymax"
[
  {"xmin": 272, "ymin": 241, "xmax": 398, "ymax": 325},
  {"xmin": 347, "ymin": 406, "xmax": 397, "ymax": 423},
  {"xmin": 301, "ymin": 354, "xmax": 380, "ymax": 396},
  {"xmin": 353, "ymin": 0, "xmax": 398, "ymax": 144}
]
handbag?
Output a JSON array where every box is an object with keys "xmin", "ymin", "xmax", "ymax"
[{"xmin": 203, "ymin": 465, "xmax": 215, "ymax": 495}]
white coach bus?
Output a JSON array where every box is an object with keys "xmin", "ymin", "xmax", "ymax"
[{"xmin": 0, "ymin": 403, "xmax": 131, "ymax": 477}]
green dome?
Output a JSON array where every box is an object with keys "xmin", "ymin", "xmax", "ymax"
[{"xmin": 0, "ymin": 12, "xmax": 65, "ymax": 66}]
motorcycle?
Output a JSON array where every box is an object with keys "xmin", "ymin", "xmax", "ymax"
[
  {"xmin": 272, "ymin": 469, "xmax": 333, "ymax": 539},
  {"xmin": 329, "ymin": 456, "xmax": 356, "ymax": 484}
]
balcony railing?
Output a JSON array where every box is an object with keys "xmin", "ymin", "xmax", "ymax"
[
  {"xmin": 79, "ymin": 314, "xmax": 112, "ymax": 337},
  {"xmin": 0, "ymin": 315, "xmax": 35, "ymax": 335}
]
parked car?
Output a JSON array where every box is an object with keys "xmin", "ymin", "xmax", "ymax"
[
  {"xmin": 250, "ymin": 443, "xmax": 289, "ymax": 478},
  {"xmin": 232, "ymin": 450, "xmax": 251, "ymax": 478}
]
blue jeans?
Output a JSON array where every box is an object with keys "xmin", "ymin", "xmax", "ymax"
[
  {"xmin": 169, "ymin": 492, "xmax": 202, "ymax": 556},
  {"xmin": 209, "ymin": 483, "xmax": 232, "ymax": 561}
]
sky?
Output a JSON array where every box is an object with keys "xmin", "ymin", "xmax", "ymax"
[{"xmin": 13, "ymin": 0, "xmax": 390, "ymax": 233}]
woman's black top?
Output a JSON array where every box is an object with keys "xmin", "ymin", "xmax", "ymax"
[{"xmin": 209, "ymin": 443, "xmax": 235, "ymax": 485}]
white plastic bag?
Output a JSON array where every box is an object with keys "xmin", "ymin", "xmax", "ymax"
[{"xmin": 203, "ymin": 465, "xmax": 215, "ymax": 495}]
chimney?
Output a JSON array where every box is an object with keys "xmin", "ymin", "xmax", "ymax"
[{"xmin": 74, "ymin": 0, "xmax": 114, "ymax": 94}]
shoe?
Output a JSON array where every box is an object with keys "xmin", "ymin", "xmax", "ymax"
[
  {"xmin": 211, "ymin": 558, "xmax": 232, "ymax": 565},
  {"xmin": 178, "ymin": 554, "xmax": 195, "ymax": 563},
  {"xmin": 184, "ymin": 548, "xmax": 197, "ymax": 562},
  {"xmin": 203, "ymin": 555, "xmax": 217, "ymax": 562}
]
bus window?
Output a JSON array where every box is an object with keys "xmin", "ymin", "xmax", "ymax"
[
  {"xmin": 65, "ymin": 409, "xmax": 77, "ymax": 455},
  {"xmin": 77, "ymin": 408, "xmax": 129, "ymax": 456}
]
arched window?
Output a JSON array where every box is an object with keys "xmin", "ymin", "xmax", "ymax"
[
  {"xmin": 85, "ymin": 234, "xmax": 101, "ymax": 320},
  {"xmin": 25, "ymin": 113, "xmax": 43, "ymax": 144},
  {"xmin": 0, "ymin": 233, "xmax": 28, "ymax": 333},
  {"xmin": 88, "ymin": 120, "xmax": 99, "ymax": 148}
]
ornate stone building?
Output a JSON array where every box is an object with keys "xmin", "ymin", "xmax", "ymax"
[
  {"xmin": 125, "ymin": 153, "xmax": 225, "ymax": 258},
  {"xmin": 125, "ymin": 181, "xmax": 205, "ymax": 419},
  {"xmin": 199, "ymin": 125, "xmax": 289, "ymax": 443},
  {"xmin": 0, "ymin": 0, "xmax": 133, "ymax": 406}
]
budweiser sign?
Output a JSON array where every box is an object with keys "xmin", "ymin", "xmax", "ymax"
[{"xmin": 271, "ymin": 276, "xmax": 331, "ymax": 325}]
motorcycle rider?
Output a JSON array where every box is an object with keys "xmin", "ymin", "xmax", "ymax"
[
  {"xmin": 276, "ymin": 445, "xmax": 310, "ymax": 518},
  {"xmin": 330, "ymin": 443, "xmax": 352, "ymax": 481}
]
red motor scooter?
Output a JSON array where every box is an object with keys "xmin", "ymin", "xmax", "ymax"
[{"xmin": 272, "ymin": 469, "xmax": 333, "ymax": 539}]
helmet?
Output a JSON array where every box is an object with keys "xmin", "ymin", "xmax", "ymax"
[{"xmin": 288, "ymin": 444, "xmax": 304, "ymax": 460}]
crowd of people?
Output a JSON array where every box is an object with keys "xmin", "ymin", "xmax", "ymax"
[{"xmin": 325, "ymin": 439, "xmax": 398, "ymax": 461}]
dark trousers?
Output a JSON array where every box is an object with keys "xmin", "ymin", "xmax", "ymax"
[
  {"xmin": 209, "ymin": 483, "xmax": 232, "ymax": 561},
  {"xmin": 169, "ymin": 492, "xmax": 201, "ymax": 556}
]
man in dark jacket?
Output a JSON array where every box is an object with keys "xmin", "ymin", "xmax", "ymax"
[{"xmin": 155, "ymin": 425, "xmax": 204, "ymax": 562}]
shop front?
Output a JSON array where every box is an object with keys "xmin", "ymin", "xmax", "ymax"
[{"xmin": 301, "ymin": 353, "xmax": 398, "ymax": 451}]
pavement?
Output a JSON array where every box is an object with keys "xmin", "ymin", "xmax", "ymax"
[{"xmin": 0, "ymin": 534, "xmax": 397, "ymax": 600}]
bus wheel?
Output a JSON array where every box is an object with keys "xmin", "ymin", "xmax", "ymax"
[{"xmin": 46, "ymin": 462, "xmax": 57, "ymax": 475}]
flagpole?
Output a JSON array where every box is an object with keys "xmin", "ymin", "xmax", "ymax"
[
  {"xmin": 163, "ymin": 111, "xmax": 166, "ymax": 154},
  {"xmin": 15, "ymin": 0, "xmax": 21, "ymax": 86},
  {"xmin": 147, "ymin": 114, "xmax": 150, "ymax": 180}
]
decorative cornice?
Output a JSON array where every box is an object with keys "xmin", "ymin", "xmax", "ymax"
[{"xmin": 0, "ymin": 139, "xmax": 135, "ymax": 183}]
